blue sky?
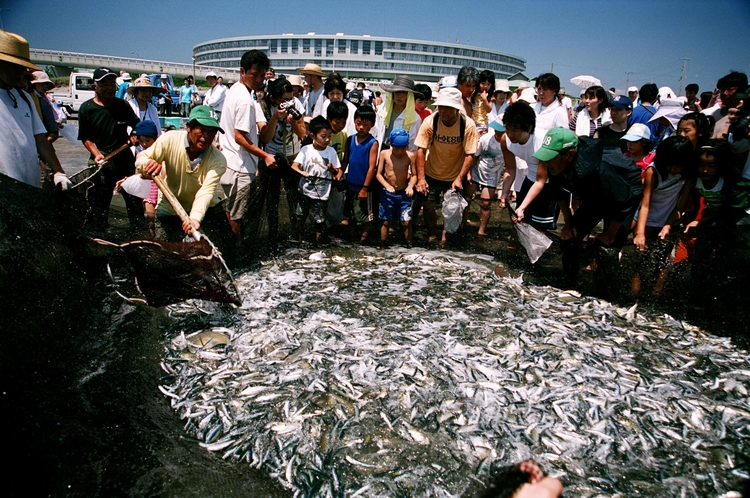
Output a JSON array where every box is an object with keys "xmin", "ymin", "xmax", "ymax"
[{"xmin": 6, "ymin": 0, "xmax": 750, "ymax": 95}]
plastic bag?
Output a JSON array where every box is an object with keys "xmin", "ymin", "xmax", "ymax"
[
  {"xmin": 59, "ymin": 123, "xmax": 82, "ymax": 146},
  {"xmin": 514, "ymin": 221, "xmax": 553, "ymax": 263},
  {"xmin": 442, "ymin": 190, "xmax": 468, "ymax": 234}
]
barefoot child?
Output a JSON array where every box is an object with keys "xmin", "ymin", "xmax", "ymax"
[
  {"xmin": 343, "ymin": 105, "xmax": 379, "ymax": 241},
  {"xmin": 291, "ymin": 116, "xmax": 342, "ymax": 242},
  {"xmin": 376, "ymin": 128, "xmax": 417, "ymax": 245},
  {"xmin": 631, "ymin": 135, "xmax": 696, "ymax": 296},
  {"xmin": 464, "ymin": 118, "xmax": 505, "ymax": 237}
]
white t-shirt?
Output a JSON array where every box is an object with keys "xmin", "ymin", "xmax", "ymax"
[
  {"xmin": 560, "ymin": 96, "xmax": 573, "ymax": 111},
  {"xmin": 293, "ymin": 144, "xmax": 341, "ymax": 200},
  {"xmin": 219, "ymin": 82, "xmax": 266, "ymax": 174},
  {"xmin": 505, "ymin": 133, "xmax": 544, "ymax": 182},
  {"xmin": 0, "ymin": 88, "xmax": 46, "ymax": 187},
  {"xmin": 203, "ymin": 84, "xmax": 226, "ymax": 113},
  {"xmin": 472, "ymin": 132, "xmax": 504, "ymax": 187},
  {"xmin": 534, "ymin": 99, "xmax": 569, "ymax": 135}
]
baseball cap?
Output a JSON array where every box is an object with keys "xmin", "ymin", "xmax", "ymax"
[
  {"xmin": 205, "ymin": 71, "xmax": 218, "ymax": 78},
  {"xmin": 93, "ymin": 67, "xmax": 117, "ymax": 82},
  {"xmin": 627, "ymin": 86, "xmax": 638, "ymax": 93},
  {"xmin": 188, "ymin": 105, "xmax": 224, "ymax": 133},
  {"xmin": 533, "ymin": 128, "xmax": 579, "ymax": 162},
  {"xmin": 609, "ymin": 95, "xmax": 633, "ymax": 110},
  {"xmin": 621, "ymin": 123, "xmax": 652, "ymax": 142},
  {"xmin": 488, "ymin": 118, "xmax": 506, "ymax": 133},
  {"xmin": 135, "ymin": 120, "xmax": 159, "ymax": 138},
  {"xmin": 389, "ymin": 128, "xmax": 409, "ymax": 148}
]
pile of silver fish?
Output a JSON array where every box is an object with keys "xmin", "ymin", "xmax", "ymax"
[{"xmin": 160, "ymin": 246, "xmax": 750, "ymax": 497}]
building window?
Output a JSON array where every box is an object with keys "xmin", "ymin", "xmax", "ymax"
[
  {"xmin": 269, "ymin": 39, "xmax": 277, "ymax": 53},
  {"xmin": 291, "ymin": 39, "xmax": 298, "ymax": 54},
  {"xmin": 350, "ymin": 40, "xmax": 359, "ymax": 54},
  {"xmin": 314, "ymin": 39, "xmax": 322, "ymax": 57},
  {"xmin": 375, "ymin": 41, "xmax": 383, "ymax": 56},
  {"xmin": 280, "ymin": 39, "xmax": 288, "ymax": 53},
  {"xmin": 303, "ymin": 39, "xmax": 310, "ymax": 53},
  {"xmin": 338, "ymin": 39, "xmax": 346, "ymax": 54},
  {"xmin": 362, "ymin": 40, "xmax": 371, "ymax": 54},
  {"xmin": 326, "ymin": 39, "xmax": 334, "ymax": 56}
]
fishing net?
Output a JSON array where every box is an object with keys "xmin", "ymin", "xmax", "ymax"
[{"xmin": 95, "ymin": 237, "xmax": 241, "ymax": 307}]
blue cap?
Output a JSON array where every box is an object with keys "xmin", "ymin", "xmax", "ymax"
[
  {"xmin": 609, "ymin": 95, "xmax": 633, "ymax": 110},
  {"xmin": 135, "ymin": 120, "xmax": 158, "ymax": 138},
  {"xmin": 488, "ymin": 118, "xmax": 506, "ymax": 133},
  {"xmin": 389, "ymin": 128, "xmax": 409, "ymax": 148}
]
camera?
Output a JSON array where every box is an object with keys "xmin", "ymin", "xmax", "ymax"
[{"xmin": 279, "ymin": 100, "xmax": 302, "ymax": 120}]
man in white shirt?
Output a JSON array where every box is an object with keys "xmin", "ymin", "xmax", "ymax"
[
  {"xmin": 218, "ymin": 50, "xmax": 275, "ymax": 238},
  {"xmin": 297, "ymin": 63, "xmax": 327, "ymax": 118},
  {"xmin": 533, "ymin": 73, "xmax": 569, "ymax": 135},
  {"xmin": 202, "ymin": 71, "xmax": 226, "ymax": 119},
  {"xmin": 0, "ymin": 30, "xmax": 70, "ymax": 189}
]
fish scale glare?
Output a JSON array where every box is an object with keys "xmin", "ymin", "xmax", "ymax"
[{"xmin": 161, "ymin": 245, "xmax": 750, "ymax": 497}]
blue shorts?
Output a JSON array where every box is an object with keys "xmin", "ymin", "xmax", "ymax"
[{"xmin": 379, "ymin": 189, "xmax": 412, "ymax": 222}]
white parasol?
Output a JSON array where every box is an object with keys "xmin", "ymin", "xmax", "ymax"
[{"xmin": 570, "ymin": 75, "xmax": 602, "ymax": 89}]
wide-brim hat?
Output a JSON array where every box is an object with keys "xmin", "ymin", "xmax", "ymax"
[
  {"xmin": 648, "ymin": 98, "xmax": 686, "ymax": 123},
  {"xmin": 380, "ymin": 75, "xmax": 416, "ymax": 93},
  {"xmin": 0, "ymin": 30, "xmax": 41, "ymax": 70},
  {"xmin": 31, "ymin": 70, "xmax": 54, "ymax": 90},
  {"xmin": 518, "ymin": 87, "xmax": 537, "ymax": 104},
  {"xmin": 127, "ymin": 76, "xmax": 163, "ymax": 95},
  {"xmin": 433, "ymin": 87, "xmax": 463, "ymax": 110},
  {"xmin": 296, "ymin": 63, "xmax": 327, "ymax": 77},
  {"xmin": 286, "ymin": 74, "xmax": 303, "ymax": 88},
  {"xmin": 495, "ymin": 79, "xmax": 511, "ymax": 93}
]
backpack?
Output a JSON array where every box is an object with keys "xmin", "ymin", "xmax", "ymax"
[{"xmin": 431, "ymin": 112, "xmax": 466, "ymax": 146}]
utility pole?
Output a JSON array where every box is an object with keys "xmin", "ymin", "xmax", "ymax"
[
  {"xmin": 551, "ymin": 62, "xmax": 554, "ymax": 72},
  {"xmin": 625, "ymin": 71, "xmax": 632, "ymax": 90},
  {"xmin": 678, "ymin": 57, "xmax": 690, "ymax": 96}
]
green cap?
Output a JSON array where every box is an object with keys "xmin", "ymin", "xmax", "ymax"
[
  {"xmin": 533, "ymin": 127, "xmax": 579, "ymax": 162},
  {"xmin": 188, "ymin": 105, "xmax": 224, "ymax": 133}
]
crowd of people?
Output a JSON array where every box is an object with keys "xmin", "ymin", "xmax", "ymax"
[{"xmin": 2, "ymin": 27, "xmax": 749, "ymax": 297}]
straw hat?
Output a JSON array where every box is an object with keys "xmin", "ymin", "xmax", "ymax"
[
  {"xmin": 127, "ymin": 76, "xmax": 163, "ymax": 95},
  {"xmin": 296, "ymin": 63, "xmax": 327, "ymax": 77},
  {"xmin": 286, "ymin": 74, "xmax": 304, "ymax": 88},
  {"xmin": 0, "ymin": 30, "xmax": 41, "ymax": 70}
]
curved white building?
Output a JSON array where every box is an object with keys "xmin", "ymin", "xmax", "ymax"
[{"xmin": 194, "ymin": 33, "xmax": 525, "ymax": 83}]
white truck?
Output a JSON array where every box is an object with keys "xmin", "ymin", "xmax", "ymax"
[{"xmin": 53, "ymin": 72, "xmax": 94, "ymax": 113}]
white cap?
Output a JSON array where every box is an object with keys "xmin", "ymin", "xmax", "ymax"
[
  {"xmin": 519, "ymin": 87, "xmax": 537, "ymax": 104},
  {"xmin": 628, "ymin": 86, "xmax": 638, "ymax": 92},
  {"xmin": 206, "ymin": 71, "xmax": 218, "ymax": 78},
  {"xmin": 622, "ymin": 123, "xmax": 651, "ymax": 141}
]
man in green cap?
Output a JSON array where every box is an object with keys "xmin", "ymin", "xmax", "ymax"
[
  {"xmin": 533, "ymin": 126, "xmax": 642, "ymax": 284},
  {"xmin": 137, "ymin": 105, "xmax": 230, "ymax": 242}
]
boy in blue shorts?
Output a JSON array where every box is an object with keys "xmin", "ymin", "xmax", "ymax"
[
  {"xmin": 343, "ymin": 105, "xmax": 379, "ymax": 241},
  {"xmin": 376, "ymin": 129, "xmax": 417, "ymax": 246},
  {"xmin": 291, "ymin": 116, "xmax": 342, "ymax": 242}
]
